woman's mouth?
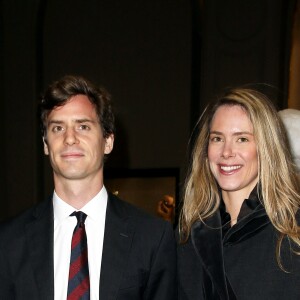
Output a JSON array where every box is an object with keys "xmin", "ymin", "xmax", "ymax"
[{"xmin": 219, "ymin": 164, "xmax": 242, "ymax": 174}]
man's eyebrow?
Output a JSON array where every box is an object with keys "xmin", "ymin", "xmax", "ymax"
[
  {"xmin": 47, "ymin": 118, "xmax": 97, "ymax": 125},
  {"xmin": 74, "ymin": 118, "xmax": 97, "ymax": 124},
  {"xmin": 47, "ymin": 120, "xmax": 64, "ymax": 125}
]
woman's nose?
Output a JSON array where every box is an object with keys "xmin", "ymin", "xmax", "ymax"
[{"xmin": 221, "ymin": 141, "xmax": 236, "ymax": 159}]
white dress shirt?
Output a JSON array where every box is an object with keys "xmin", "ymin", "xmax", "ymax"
[{"xmin": 53, "ymin": 187, "xmax": 108, "ymax": 300}]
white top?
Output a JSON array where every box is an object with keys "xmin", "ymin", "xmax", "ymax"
[{"xmin": 53, "ymin": 186, "xmax": 108, "ymax": 300}]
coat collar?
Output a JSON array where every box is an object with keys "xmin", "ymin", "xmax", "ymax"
[
  {"xmin": 191, "ymin": 214, "xmax": 230, "ymax": 300},
  {"xmin": 99, "ymin": 193, "xmax": 135, "ymax": 299},
  {"xmin": 223, "ymin": 205, "xmax": 269, "ymax": 245},
  {"xmin": 26, "ymin": 198, "xmax": 54, "ymax": 300},
  {"xmin": 221, "ymin": 185, "xmax": 270, "ymax": 245},
  {"xmin": 190, "ymin": 194, "xmax": 270, "ymax": 300}
]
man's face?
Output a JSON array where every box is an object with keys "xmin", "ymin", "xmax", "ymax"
[{"xmin": 43, "ymin": 94, "xmax": 114, "ymax": 183}]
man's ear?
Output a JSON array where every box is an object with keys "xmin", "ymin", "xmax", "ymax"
[
  {"xmin": 43, "ymin": 137, "xmax": 49, "ymax": 155},
  {"xmin": 104, "ymin": 134, "xmax": 114, "ymax": 154}
]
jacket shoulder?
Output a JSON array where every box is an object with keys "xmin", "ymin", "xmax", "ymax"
[
  {"xmin": 0, "ymin": 199, "xmax": 51, "ymax": 240},
  {"xmin": 108, "ymin": 193, "xmax": 173, "ymax": 235}
]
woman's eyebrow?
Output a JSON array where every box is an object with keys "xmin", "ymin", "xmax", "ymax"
[{"xmin": 209, "ymin": 130, "xmax": 253, "ymax": 135}]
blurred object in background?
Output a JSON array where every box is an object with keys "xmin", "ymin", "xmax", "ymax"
[
  {"xmin": 288, "ymin": 0, "xmax": 300, "ymax": 109},
  {"xmin": 279, "ymin": 108, "xmax": 300, "ymax": 173},
  {"xmin": 157, "ymin": 195, "xmax": 175, "ymax": 223}
]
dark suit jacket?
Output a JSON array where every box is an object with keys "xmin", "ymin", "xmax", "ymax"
[{"xmin": 0, "ymin": 193, "xmax": 177, "ymax": 299}]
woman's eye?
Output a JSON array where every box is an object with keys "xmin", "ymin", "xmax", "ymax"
[
  {"xmin": 238, "ymin": 137, "xmax": 248, "ymax": 142},
  {"xmin": 210, "ymin": 136, "xmax": 222, "ymax": 142}
]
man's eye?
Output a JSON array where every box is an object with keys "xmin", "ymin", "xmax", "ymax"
[
  {"xmin": 79, "ymin": 124, "xmax": 90, "ymax": 130},
  {"xmin": 52, "ymin": 126, "xmax": 64, "ymax": 132}
]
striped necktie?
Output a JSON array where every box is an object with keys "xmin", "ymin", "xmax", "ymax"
[{"xmin": 67, "ymin": 211, "xmax": 90, "ymax": 300}]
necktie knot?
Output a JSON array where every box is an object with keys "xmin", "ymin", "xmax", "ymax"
[{"xmin": 71, "ymin": 211, "xmax": 87, "ymax": 228}]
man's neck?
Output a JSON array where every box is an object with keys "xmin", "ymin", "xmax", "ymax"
[{"xmin": 53, "ymin": 176, "xmax": 104, "ymax": 209}]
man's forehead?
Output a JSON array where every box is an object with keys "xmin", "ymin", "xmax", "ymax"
[{"xmin": 47, "ymin": 97, "xmax": 97, "ymax": 118}]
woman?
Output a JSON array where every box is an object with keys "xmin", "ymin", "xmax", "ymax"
[{"xmin": 178, "ymin": 88, "xmax": 300, "ymax": 299}]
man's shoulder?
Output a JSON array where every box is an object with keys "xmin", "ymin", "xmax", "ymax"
[
  {"xmin": 0, "ymin": 199, "xmax": 51, "ymax": 239},
  {"xmin": 107, "ymin": 193, "xmax": 176, "ymax": 256},
  {"xmin": 107, "ymin": 193, "xmax": 171, "ymax": 231}
]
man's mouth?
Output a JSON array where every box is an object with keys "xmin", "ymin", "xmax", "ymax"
[{"xmin": 61, "ymin": 152, "xmax": 84, "ymax": 158}]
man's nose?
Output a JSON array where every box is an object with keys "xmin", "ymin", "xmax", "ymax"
[{"xmin": 64, "ymin": 128, "xmax": 79, "ymax": 146}]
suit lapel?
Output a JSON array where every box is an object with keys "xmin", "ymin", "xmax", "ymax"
[
  {"xmin": 191, "ymin": 213, "xmax": 230, "ymax": 300},
  {"xmin": 99, "ymin": 194, "xmax": 134, "ymax": 300},
  {"xmin": 25, "ymin": 199, "xmax": 54, "ymax": 300}
]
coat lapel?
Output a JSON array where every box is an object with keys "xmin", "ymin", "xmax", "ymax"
[
  {"xmin": 191, "ymin": 213, "xmax": 230, "ymax": 300},
  {"xmin": 25, "ymin": 199, "xmax": 54, "ymax": 300},
  {"xmin": 99, "ymin": 194, "xmax": 134, "ymax": 300}
]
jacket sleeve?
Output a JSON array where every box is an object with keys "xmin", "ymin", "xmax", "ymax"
[
  {"xmin": 0, "ymin": 245, "xmax": 14, "ymax": 298},
  {"xmin": 143, "ymin": 221, "xmax": 177, "ymax": 300}
]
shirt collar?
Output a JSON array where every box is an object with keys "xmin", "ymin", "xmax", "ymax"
[
  {"xmin": 53, "ymin": 186, "xmax": 108, "ymax": 224},
  {"xmin": 82, "ymin": 187, "xmax": 108, "ymax": 223}
]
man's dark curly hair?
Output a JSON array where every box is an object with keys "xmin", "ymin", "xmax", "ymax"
[{"xmin": 39, "ymin": 75, "xmax": 115, "ymax": 138}]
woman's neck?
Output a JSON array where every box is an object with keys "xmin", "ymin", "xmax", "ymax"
[{"xmin": 222, "ymin": 186, "xmax": 256, "ymax": 226}]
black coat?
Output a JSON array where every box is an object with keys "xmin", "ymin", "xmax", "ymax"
[{"xmin": 178, "ymin": 195, "xmax": 300, "ymax": 300}]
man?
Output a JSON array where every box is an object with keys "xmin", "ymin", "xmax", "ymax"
[{"xmin": 0, "ymin": 75, "xmax": 177, "ymax": 299}]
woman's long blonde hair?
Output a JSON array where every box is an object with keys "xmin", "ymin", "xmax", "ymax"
[{"xmin": 180, "ymin": 88, "xmax": 300, "ymax": 267}]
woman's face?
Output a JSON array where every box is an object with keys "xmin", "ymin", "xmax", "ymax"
[{"xmin": 208, "ymin": 105, "xmax": 258, "ymax": 199}]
